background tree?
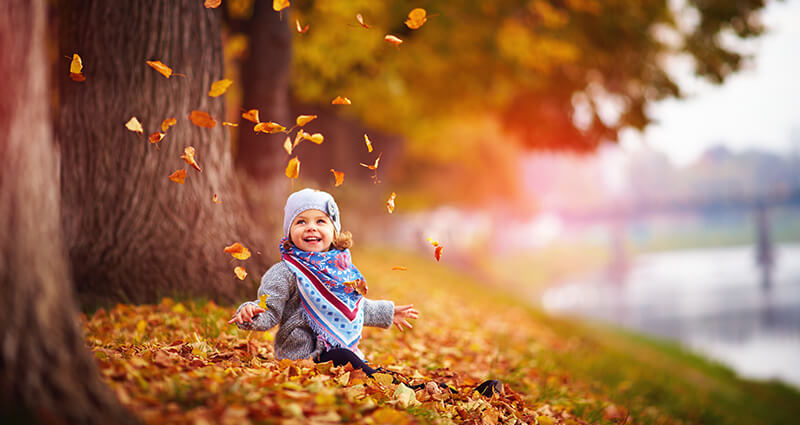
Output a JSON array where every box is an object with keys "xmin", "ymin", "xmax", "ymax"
[
  {"xmin": 58, "ymin": 0, "xmax": 267, "ymax": 308},
  {"xmin": 0, "ymin": 0, "xmax": 137, "ymax": 423}
]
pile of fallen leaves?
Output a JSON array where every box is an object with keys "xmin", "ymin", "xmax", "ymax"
[{"xmin": 82, "ymin": 249, "xmax": 643, "ymax": 425}]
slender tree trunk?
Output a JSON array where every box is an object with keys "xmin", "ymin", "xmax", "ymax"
[
  {"xmin": 0, "ymin": 1, "xmax": 138, "ymax": 423},
  {"xmin": 58, "ymin": 0, "xmax": 268, "ymax": 308}
]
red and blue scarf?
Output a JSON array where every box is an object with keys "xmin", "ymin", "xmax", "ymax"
[{"xmin": 280, "ymin": 238, "xmax": 365, "ymax": 355}]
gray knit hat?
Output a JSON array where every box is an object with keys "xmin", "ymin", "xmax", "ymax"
[{"xmin": 283, "ymin": 188, "xmax": 341, "ymax": 236}]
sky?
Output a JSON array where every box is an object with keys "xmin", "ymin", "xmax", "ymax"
[{"xmin": 619, "ymin": 0, "xmax": 800, "ymax": 167}]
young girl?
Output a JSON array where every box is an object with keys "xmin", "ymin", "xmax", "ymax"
[{"xmin": 228, "ymin": 188, "xmax": 418, "ymax": 375}]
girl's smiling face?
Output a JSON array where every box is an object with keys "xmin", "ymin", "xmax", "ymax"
[{"xmin": 290, "ymin": 209, "xmax": 335, "ymax": 252}]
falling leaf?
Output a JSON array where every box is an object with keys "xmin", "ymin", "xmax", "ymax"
[
  {"xmin": 208, "ymin": 79, "xmax": 233, "ymax": 97},
  {"xmin": 234, "ymin": 267, "xmax": 247, "ymax": 280},
  {"xmin": 222, "ymin": 122, "xmax": 238, "ymax": 127},
  {"xmin": 296, "ymin": 19, "xmax": 309, "ymax": 34},
  {"xmin": 331, "ymin": 96, "xmax": 351, "ymax": 105},
  {"xmin": 146, "ymin": 60, "xmax": 173, "ymax": 78},
  {"xmin": 224, "ymin": 242, "xmax": 251, "ymax": 260},
  {"xmin": 283, "ymin": 137, "xmax": 293, "ymax": 155},
  {"xmin": 285, "ymin": 157, "xmax": 300, "ymax": 179},
  {"xmin": 384, "ymin": 35, "xmax": 403, "ymax": 46},
  {"xmin": 356, "ymin": 13, "xmax": 370, "ymax": 28},
  {"xmin": 212, "ymin": 193, "xmax": 222, "ymax": 204},
  {"xmin": 161, "ymin": 117, "xmax": 177, "ymax": 132},
  {"xmin": 189, "ymin": 110, "xmax": 216, "ymax": 128},
  {"xmin": 364, "ymin": 134, "xmax": 373, "ymax": 152},
  {"xmin": 434, "ymin": 245, "xmax": 443, "ymax": 261},
  {"xmin": 330, "ymin": 169, "xmax": 344, "ymax": 187},
  {"xmin": 180, "ymin": 146, "xmax": 202, "ymax": 172},
  {"xmin": 273, "ymin": 0, "xmax": 290, "ymax": 12},
  {"xmin": 169, "ymin": 169, "xmax": 187, "ymax": 184},
  {"xmin": 254, "ymin": 122, "xmax": 286, "ymax": 133},
  {"xmin": 426, "ymin": 237, "xmax": 440, "ymax": 247},
  {"xmin": 242, "ymin": 109, "xmax": 260, "ymax": 123},
  {"xmin": 386, "ymin": 192, "xmax": 396, "ymax": 214},
  {"xmin": 204, "ymin": 0, "xmax": 221, "ymax": 8},
  {"xmin": 359, "ymin": 153, "xmax": 382, "ymax": 170},
  {"xmin": 258, "ymin": 294, "xmax": 270, "ymax": 310},
  {"xmin": 125, "ymin": 117, "xmax": 144, "ymax": 134},
  {"xmin": 391, "ymin": 266, "xmax": 408, "ymax": 271},
  {"xmin": 405, "ymin": 8, "xmax": 428, "ymax": 29},
  {"xmin": 148, "ymin": 132, "xmax": 165, "ymax": 144},
  {"xmin": 69, "ymin": 53, "xmax": 85, "ymax": 82},
  {"xmin": 302, "ymin": 132, "xmax": 323, "ymax": 144},
  {"xmin": 296, "ymin": 115, "xmax": 317, "ymax": 126}
]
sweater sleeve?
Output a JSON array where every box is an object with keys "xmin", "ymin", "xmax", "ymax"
[
  {"xmin": 362, "ymin": 298, "xmax": 395, "ymax": 328},
  {"xmin": 235, "ymin": 262, "xmax": 295, "ymax": 332}
]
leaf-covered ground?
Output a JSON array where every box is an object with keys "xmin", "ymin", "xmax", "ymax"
[{"xmin": 83, "ymin": 248, "xmax": 800, "ymax": 424}]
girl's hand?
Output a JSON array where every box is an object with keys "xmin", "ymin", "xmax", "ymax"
[
  {"xmin": 393, "ymin": 304, "xmax": 419, "ymax": 331},
  {"xmin": 227, "ymin": 303, "xmax": 266, "ymax": 325}
]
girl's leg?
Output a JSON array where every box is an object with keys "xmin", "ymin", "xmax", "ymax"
[{"xmin": 315, "ymin": 348, "xmax": 378, "ymax": 376}]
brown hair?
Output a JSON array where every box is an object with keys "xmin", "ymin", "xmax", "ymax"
[{"xmin": 283, "ymin": 230, "xmax": 353, "ymax": 251}]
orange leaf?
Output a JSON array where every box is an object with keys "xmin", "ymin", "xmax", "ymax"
[
  {"xmin": 344, "ymin": 278, "xmax": 368, "ymax": 296},
  {"xmin": 204, "ymin": 0, "xmax": 221, "ymax": 8},
  {"xmin": 364, "ymin": 134, "xmax": 373, "ymax": 152},
  {"xmin": 69, "ymin": 53, "xmax": 85, "ymax": 82},
  {"xmin": 234, "ymin": 266, "xmax": 247, "ymax": 280},
  {"xmin": 224, "ymin": 242, "xmax": 252, "ymax": 260},
  {"xmin": 212, "ymin": 193, "xmax": 222, "ymax": 204},
  {"xmin": 273, "ymin": 0, "xmax": 290, "ymax": 12},
  {"xmin": 426, "ymin": 237, "xmax": 440, "ymax": 247},
  {"xmin": 161, "ymin": 117, "xmax": 177, "ymax": 132},
  {"xmin": 148, "ymin": 132, "xmax": 165, "ymax": 144},
  {"xmin": 359, "ymin": 152, "xmax": 382, "ymax": 170},
  {"xmin": 180, "ymin": 146, "xmax": 202, "ymax": 172},
  {"xmin": 189, "ymin": 110, "xmax": 216, "ymax": 128},
  {"xmin": 386, "ymin": 192, "xmax": 396, "ymax": 214},
  {"xmin": 356, "ymin": 13, "xmax": 370, "ymax": 28},
  {"xmin": 296, "ymin": 19, "xmax": 309, "ymax": 34},
  {"xmin": 208, "ymin": 78, "xmax": 233, "ymax": 97},
  {"xmin": 303, "ymin": 132, "xmax": 324, "ymax": 144},
  {"xmin": 331, "ymin": 96, "xmax": 351, "ymax": 105},
  {"xmin": 330, "ymin": 169, "xmax": 344, "ymax": 187},
  {"xmin": 242, "ymin": 109, "xmax": 260, "ymax": 123},
  {"xmin": 285, "ymin": 156, "xmax": 300, "ymax": 179},
  {"xmin": 222, "ymin": 121, "xmax": 238, "ymax": 127},
  {"xmin": 405, "ymin": 8, "xmax": 428, "ymax": 29},
  {"xmin": 283, "ymin": 136, "xmax": 293, "ymax": 155},
  {"xmin": 254, "ymin": 121, "xmax": 286, "ymax": 133},
  {"xmin": 384, "ymin": 35, "xmax": 403, "ymax": 46},
  {"xmin": 146, "ymin": 60, "xmax": 173, "ymax": 78},
  {"xmin": 125, "ymin": 117, "xmax": 144, "ymax": 134},
  {"xmin": 169, "ymin": 169, "xmax": 187, "ymax": 184},
  {"xmin": 434, "ymin": 245, "xmax": 443, "ymax": 261},
  {"xmin": 391, "ymin": 266, "xmax": 408, "ymax": 271},
  {"xmin": 296, "ymin": 114, "xmax": 317, "ymax": 126}
]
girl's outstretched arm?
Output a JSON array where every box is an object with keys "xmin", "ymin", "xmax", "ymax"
[
  {"xmin": 228, "ymin": 262, "xmax": 294, "ymax": 331},
  {"xmin": 392, "ymin": 304, "xmax": 419, "ymax": 331}
]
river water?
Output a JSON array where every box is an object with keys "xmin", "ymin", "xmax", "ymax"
[{"xmin": 541, "ymin": 243, "xmax": 800, "ymax": 389}]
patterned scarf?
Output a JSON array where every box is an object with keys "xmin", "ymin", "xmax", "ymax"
[{"xmin": 280, "ymin": 238, "xmax": 365, "ymax": 354}]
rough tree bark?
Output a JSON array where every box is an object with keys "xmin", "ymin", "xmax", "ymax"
[
  {"xmin": 0, "ymin": 0, "xmax": 138, "ymax": 423},
  {"xmin": 58, "ymin": 0, "xmax": 268, "ymax": 308}
]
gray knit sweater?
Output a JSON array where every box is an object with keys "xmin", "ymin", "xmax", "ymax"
[{"xmin": 235, "ymin": 261, "xmax": 395, "ymax": 360}]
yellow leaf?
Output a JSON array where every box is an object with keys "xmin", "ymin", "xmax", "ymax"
[
  {"xmin": 384, "ymin": 35, "xmax": 403, "ymax": 46},
  {"xmin": 283, "ymin": 136, "xmax": 293, "ymax": 155},
  {"xmin": 258, "ymin": 294, "xmax": 270, "ymax": 310},
  {"xmin": 169, "ymin": 169, "xmax": 187, "ymax": 184},
  {"xmin": 393, "ymin": 383, "xmax": 419, "ymax": 408},
  {"xmin": 254, "ymin": 121, "xmax": 286, "ymax": 133},
  {"xmin": 405, "ymin": 8, "xmax": 428, "ymax": 29},
  {"xmin": 330, "ymin": 169, "xmax": 344, "ymax": 187},
  {"xmin": 285, "ymin": 156, "xmax": 300, "ymax": 179},
  {"xmin": 242, "ymin": 109, "xmax": 260, "ymax": 123},
  {"xmin": 208, "ymin": 78, "xmax": 233, "ymax": 97},
  {"xmin": 136, "ymin": 319, "xmax": 147, "ymax": 333},
  {"xmin": 359, "ymin": 153, "xmax": 382, "ymax": 170},
  {"xmin": 273, "ymin": 0, "xmax": 290, "ymax": 12},
  {"xmin": 234, "ymin": 266, "xmax": 247, "ymax": 280},
  {"xmin": 364, "ymin": 134, "xmax": 373, "ymax": 152},
  {"xmin": 223, "ymin": 242, "xmax": 252, "ymax": 260},
  {"xmin": 303, "ymin": 132, "xmax": 324, "ymax": 144},
  {"xmin": 356, "ymin": 13, "xmax": 370, "ymax": 29},
  {"xmin": 212, "ymin": 193, "xmax": 222, "ymax": 204},
  {"xmin": 296, "ymin": 114, "xmax": 317, "ymax": 126},
  {"xmin": 125, "ymin": 117, "xmax": 144, "ymax": 134},
  {"xmin": 146, "ymin": 60, "xmax": 173, "ymax": 78},
  {"xmin": 222, "ymin": 121, "xmax": 238, "ymax": 127},
  {"xmin": 386, "ymin": 192, "xmax": 396, "ymax": 214},
  {"xmin": 336, "ymin": 371, "xmax": 350, "ymax": 386},
  {"xmin": 70, "ymin": 53, "xmax": 83, "ymax": 74},
  {"xmin": 161, "ymin": 117, "xmax": 177, "ymax": 132},
  {"xmin": 296, "ymin": 19, "xmax": 309, "ymax": 34},
  {"xmin": 331, "ymin": 96, "xmax": 351, "ymax": 105},
  {"xmin": 373, "ymin": 373, "xmax": 394, "ymax": 386}
]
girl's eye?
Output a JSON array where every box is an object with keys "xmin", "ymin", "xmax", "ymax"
[
  {"xmin": 317, "ymin": 219, "xmax": 327, "ymax": 224},
  {"xmin": 295, "ymin": 219, "xmax": 305, "ymax": 225}
]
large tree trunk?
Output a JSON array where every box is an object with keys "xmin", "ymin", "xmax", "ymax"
[
  {"xmin": 58, "ymin": 0, "xmax": 268, "ymax": 308},
  {"xmin": 0, "ymin": 1, "xmax": 138, "ymax": 423}
]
